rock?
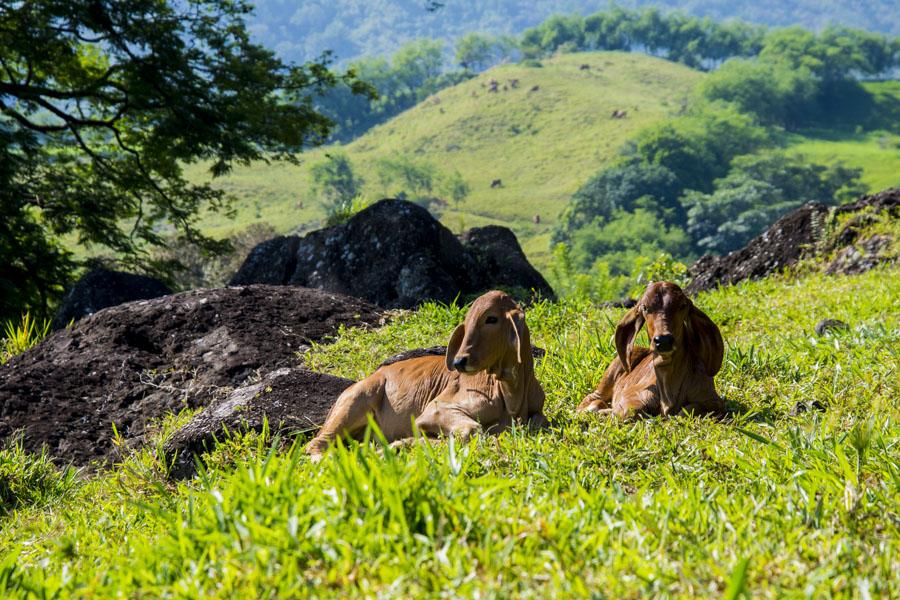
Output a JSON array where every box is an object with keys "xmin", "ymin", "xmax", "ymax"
[
  {"xmin": 228, "ymin": 236, "xmax": 300, "ymax": 286},
  {"xmin": 687, "ymin": 188, "xmax": 899, "ymax": 295},
  {"xmin": 814, "ymin": 319, "xmax": 849, "ymax": 336},
  {"xmin": 0, "ymin": 286, "xmax": 380, "ymax": 465},
  {"xmin": 460, "ymin": 226, "xmax": 555, "ymax": 300},
  {"xmin": 789, "ymin": 400, "xmax": 827, "ymax": 416},
  {"xmin": 826, "ymin": 235, "xmax": 893, "ymax": 275},
  {"xmin": 599, "ymin": 299, "xmax": 637, "ymax": 309},
  {"xmin": 685, "ymin": 202, "xmax": 829, "ymax": 295},
  {"xmin": 164, "ymin": 367, "xmax": 354, "ymax": 479},
  {"xmin": 51, "ymin": 268, "xmax": 171, "ymax": 330},
  {"xmin": 231, "ymin": 199, "xmax": 554, "ymax": 307}
]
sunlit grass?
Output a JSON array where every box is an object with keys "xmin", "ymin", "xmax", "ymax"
[
  {"xmin": 1, "ymin": 263, "xmax": 898, "ymax": 597},
  {"xmin": 1, "ymin": 313, "xmax": 51, "ymax": 365}
]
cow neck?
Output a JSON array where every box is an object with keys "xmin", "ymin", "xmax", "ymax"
[{"xmin": 653, "ymin": 350, "xmax": 690, "ymax": 415}]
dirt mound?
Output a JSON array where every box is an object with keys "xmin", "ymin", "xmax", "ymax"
[
  {"xmin": 0, "ymin": 286, "xmax": 380, "ymax": 465},
  {"xmin": 164, "ymin": 367, "xmax": 354, "ymax": 479},
  {"xmin": 687, "ymin": 188, "xmax": 899, "ymax": 294},
  {"xmin": 231, "ymin": 199, "xmax": 554, "ymax": 307},
  {"xmin": 52, "ymin": 268, "xmax": 171, "ymax": 330}
]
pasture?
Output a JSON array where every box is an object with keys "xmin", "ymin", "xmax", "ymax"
[{"xmin": 2, "ymin": 260, "xmax": 898, "ymax": 597}]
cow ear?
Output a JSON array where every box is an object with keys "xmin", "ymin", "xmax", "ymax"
[
  {"xmin": 615, "ymin": 306, "xmax": 645, "ymax": 372},
  {"xmin": 445, "ymin": 324, "xmax": 466, "ymax": 371},
  {"xmin": 686, "ymin": 304, "xmax": 724, "ymax": 376},
  {"xmin": 506, "ymin": 310, "xmax": 526, "ymax": 364}
]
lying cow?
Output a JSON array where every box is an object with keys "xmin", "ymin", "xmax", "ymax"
[
  {"xmin": 577, "ymin": 281, "xmax": 725, "ymax": 418},
  {"xmin": 306, "ymin": 291, "xmax": 548, "ymax": 458}
]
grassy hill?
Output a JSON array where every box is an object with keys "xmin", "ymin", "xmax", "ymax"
[
  {"xmin": 2, "ymin": 253, "xmax": 898, "ymax": 595},
  {"xmin": 187, "ymin": 51, "xmax": 703, "ymax": 267},
  {"xmin": 188, "ymin": 52, "xmax": 899, "ymax": 275}
]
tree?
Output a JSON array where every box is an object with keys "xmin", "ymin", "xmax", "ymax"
[
  {"xmin": 376, "ymin": 156, "xmax": 437, "ymax": 200},
  {"xmin": 683, "ymin": 151, "xmax": 867, "ymax": 254},
  {"xmin": 570, "ymin": 209, "xmax": 691, "ymax": 275},
  {"xmin": 699, "ymin": 58, "xmax": 819, "ymax": 128},
  {"xmin": 559, "ymin": 159, "xmax": 682, "ymax": 238},
  {"xmin": 441, "ymin": 170, "xmax": 470, "ymax": 206},
  {"xmin": 310, "ymin": 153, "xmax": 364, "ymax": 221},
  {"xmin": 0, "ymin": 0, "xmax": 366, "ymax": 322},
  {"xmin": 456, "ymin": 32, "xmax": 493, "ymax": 71}
]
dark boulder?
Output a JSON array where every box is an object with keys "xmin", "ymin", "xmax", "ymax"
[
  {"xmin": 231, "ymin": 199, "xmax": 555, "ymax": 307},
  {"xmin": 164, "ymin": 367, "xmax": 354, "ymax": 479},
  {"xmin": 0, "ymin": 286, "xmax": 380, "ymax": 465},
  {"xmin": 685, "ymin": 202, "xmax": 829, "ymax": 295},
  {"xmin": 814, "ymin": 319, "xmax": 849, "ymax": 336},
  {"xmin": 460, "ymin": 225, "xmax": 555, "ymax": 300},
  {"xmin": 52, "ymin": 268, "xmax": 171, "ymax": 330},
  {"xmin": 687, "ymin": 188, "xmax": 899, "ymax": 295}
]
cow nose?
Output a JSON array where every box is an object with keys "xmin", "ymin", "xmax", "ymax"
[
  {"xmin": 452, "ymin": 356, "xmax": 468, "ymax": 371},
  {"xmin": 653, "ymin": 335, "xmax": 675, "ymax": 352}
]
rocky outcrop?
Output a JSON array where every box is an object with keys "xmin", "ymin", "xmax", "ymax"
[
  {"xmin": 687, "ymin": 188, "xmax": 899, "ymax": 294},
  {"xmin": 0, "ymin": 286, "xmax": 380, "ymax": 465},
  {"xmin": 231, "ymin": 199, "xmax": 555, "ymax": 307},
  {"xmin": 51, "ymin": 268, "xmax": 171, "ymax": 330},
  {"xmin": 164, "ymin": 367, "xmax": 354, "ymax": 479},
  {"xmin": 686, "ymin": 202, "xmax": 829, "ymax": 295},
  {"xmin": 460, "ymin": 225, "xmax": 554, "ymax": 300}
]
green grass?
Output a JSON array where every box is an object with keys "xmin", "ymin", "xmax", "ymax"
[
  {"xmin": 2, "ymin": 261, "xmax": 898, "ymax": 597},
  {"xmin": 185, "ymin": 58, "xmax": 900, "ymax": 273},
  {"xmin": 784, "ymin": 129, "xmax": 900, "ymax": 192},
  {"xmin": 1, "ymin": 313, "xmax": 51, "ymax": 365},
  {"xmin": 185, "ymin": 51, "xmax": 703, "ymax": 267}
]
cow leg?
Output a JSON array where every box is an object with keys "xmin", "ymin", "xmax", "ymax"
[
  {"xmin": 577, "ymin": 357, "xmax": 625, "ymax": 413},
  {"xmin": 415, "ymin": 401, "xmax": 483, "ymax": 441},
  {"xmin": 306, "ymin": 376, "xmax": 384, "ymax": 458},
  {"xmin": 612, "ymin": 385, "xmax": 660, "ymax": 419}
]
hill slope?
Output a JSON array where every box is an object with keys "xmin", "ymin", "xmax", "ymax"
[
  {"xmin": 189, "ymin": 51, "xmax": 703, "ymax": 265},
  {"xmin": 2, "ymin": 256, "xmax": 898, "ymax": 596}
]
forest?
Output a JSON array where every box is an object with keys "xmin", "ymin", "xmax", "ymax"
[{"xmin": 248, "ymin": 0, "xmax": 900, "ymax": 64}]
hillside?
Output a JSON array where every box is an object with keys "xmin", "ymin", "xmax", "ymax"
[
  {"xmin": 188, "ymin": 51, "xmax": 703, "ymax": 266},
  {"xmin": 188, "ymin": 53, "xmax": 899, "ymax": 272},
  {"xmin": 249, "ymin": 0, "xmax": 900, "ymax": 64},
  {"xmin": 3, "ymin": 251, "xmax": 898, "ymax": 595}
]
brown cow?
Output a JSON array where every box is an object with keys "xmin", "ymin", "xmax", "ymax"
[
  {"xmin": 306, "ymin": 291, "xmax": 548, "ymax": 458},
  {"xmin": 577, "ymin": 282, "xmax": 725, "ymax": 418}
]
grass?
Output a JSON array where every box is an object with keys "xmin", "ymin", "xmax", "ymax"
[
  {"xmin": 185, "ymin": 51, "xmax": 703, "ymax": 268},
  {"xmin": 182, "ymin": 58, "xmax": 900, "ymax": 274},
  {"xmin": 1, "ymin": 259, "xmax": 898, "ymax": 597},
  {"xmin": 783, "ymin": 128, "xmax": 900, "ymax": 192},
  {"xmin": 1, "ymin": 313, "xmax": 51, "ymax": 365}
]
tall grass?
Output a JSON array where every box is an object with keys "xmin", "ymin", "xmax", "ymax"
[
  {"xmin": 0, "ymin": 265, "xmax": 898, "ymax": 597},
  {"xmin": 1, "ymin": 313, "xmax": 50, "ymax": 364}
]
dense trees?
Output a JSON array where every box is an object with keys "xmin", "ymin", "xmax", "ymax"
[
  {"xmin": 247, "ymin": 1, "xmax": 900, "ymax": 65},
  {"xmin": 318, "ymin": 40, "xmax": 470, "ymax": 141},
  {"xmin": 318, "ymin": 7, "xmax": 897, "ymax": 142},
  {"xmin": 0, "ymin": 0, "xmax": 363, "ymax": 322},
  {"xmin": 557, "ymin": 109, "xmax": 866, "ymax": 274},
  {"xmin": 683, "ymin": 153, "xmax": 865, "ymax": 254}
]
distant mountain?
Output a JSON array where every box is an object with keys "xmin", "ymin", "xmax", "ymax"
[{"xmin": 248, "ymin": 0, "xmax": 899, "ymax": 64}]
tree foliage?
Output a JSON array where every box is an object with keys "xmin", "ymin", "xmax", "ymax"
[
  {"xmin": 0, "ymin": 0, "xmax": 362, "ymax": 322},
  {"xmin": 683, "ymin": 152, "xmax": 867, "ymax": 254},
  {"xmin": 310, "ymin": 152, "xmax": 365, "ymax": 222},
  {"xmin": 248, "ymin": 1, "xmax": 900, "ymax": 66}
]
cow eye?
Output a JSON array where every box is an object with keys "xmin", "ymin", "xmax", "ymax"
[{"xmin": 485, "ymin": 316, "xmax": 498, "ymax": 324}]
